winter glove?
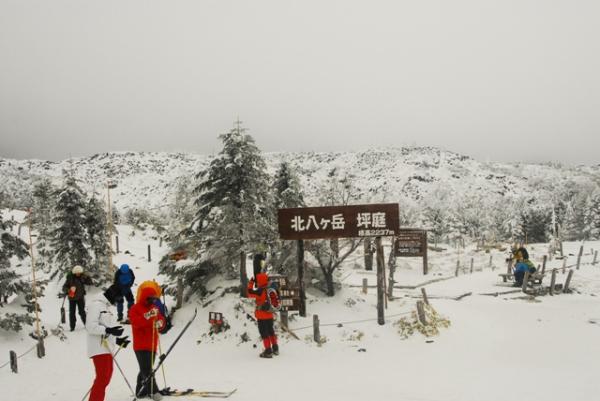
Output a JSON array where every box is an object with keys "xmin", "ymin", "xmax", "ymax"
[
  {"xmin": 144, "ymin": 308, "xmax": 158, "ymax": 320},
  {"xmin": 105, "ymin": 325, "xmax": 124, "ymax": 336},
  {"xmin": 116, "ymin": 336, "xmax": 130, "ymax": 348}
]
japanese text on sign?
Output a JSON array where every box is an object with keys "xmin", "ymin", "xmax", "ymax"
[{"xmin": 278, "ymin": 204, "xmax": 400, "ymax": 240}]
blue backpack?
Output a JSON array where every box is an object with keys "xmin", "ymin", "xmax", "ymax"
[{"xmin": 118, "ymin": 265, "xmax": 133, "ymax": 286}]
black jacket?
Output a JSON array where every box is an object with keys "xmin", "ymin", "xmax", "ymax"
[{"xmin": 62, "ymin": 273, "xmax": 93, "ymax": 300}]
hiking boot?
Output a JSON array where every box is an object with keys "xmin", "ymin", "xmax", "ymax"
[
  {"xmin": 272, "ymin": 344, "xmax": 279, "ymax": 356},
  {"xmin": 259, "ymin": 348, "xmax": 273, "ymax": 358}
]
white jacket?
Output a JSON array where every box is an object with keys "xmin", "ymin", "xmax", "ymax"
[{"xmin": 85, "ymin": 294, "xmax": 118, "ymax": 358}]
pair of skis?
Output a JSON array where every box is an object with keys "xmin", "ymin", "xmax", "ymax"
[
  {"xmin": 132, "ymin": 308, "xmax": 236, "ymax": 400},
  {"xmin": 162, "ymin": 388, "xmax": 237, "ymax": 398}
]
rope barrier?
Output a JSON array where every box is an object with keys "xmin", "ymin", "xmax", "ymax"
[
  {"xmin": 0, "ymin": 344, "xmax": 38, "ymax": 370},
  {"xmin": 290, "ymin": 311, "xmax": 413, "ymax": 331}
]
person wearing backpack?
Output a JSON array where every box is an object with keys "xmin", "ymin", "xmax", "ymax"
[
  {"xmin": 247, "ymin": 254, "xmax": 279, "ymax": 358},
  {"xmin": 113, "ymin": 264, "xmax": 135, "ymax": 322}
]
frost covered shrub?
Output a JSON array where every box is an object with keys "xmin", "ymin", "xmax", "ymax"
[{"xmin": 394, "ymin": 304, "xmax": 451, "ymax": 339}]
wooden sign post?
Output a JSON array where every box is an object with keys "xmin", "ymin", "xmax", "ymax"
[
  {"xmin": 278, "ymin": 203, "xmax": 400, "ymax": 321},
  {"xmin": 394, "ymin": 229, "xmax": 428, "ymax": 275}
]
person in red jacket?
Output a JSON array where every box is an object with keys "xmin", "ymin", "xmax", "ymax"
[
  {"xmin": 129, "ymin": 286, "xmax": 166, "ymax": 399},
  {"xmin": 247, "ymin": 254, "xmax": 279, "ymax": 358}
]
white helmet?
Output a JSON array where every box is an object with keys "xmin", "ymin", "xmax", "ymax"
[{"xmin": 72, "ymin": 265, "xmax": 84, "ymax": 275}]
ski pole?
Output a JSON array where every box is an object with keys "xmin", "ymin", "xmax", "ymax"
[
  {"xmin": 110, "ymin": 344, "xmax": 135, "ymax": 396},
  {"xmin": 134, "ymin": 308, "xmax": 197, "ymax": 400},
  {"xmin": 158, "ymin": 335, "xmax": 168, "ymax": 388}
]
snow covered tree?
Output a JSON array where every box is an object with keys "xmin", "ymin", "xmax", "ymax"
[
  {"xmin": 85, "ymin": 196, "xmax": 110, "ymax": 276},
  {"xmin": 166, "ymin": 122, "xmax": 274, "ymax": 295},
  {"xmin": 270, "ymin": 162, "xmax": 305, "ymax": 275},
  {"xmin": 517, "ymin": 204, "xmax": 552, "ymax": 244},
  {"xmin": 306, "ymin": 168, "xmax": 360, "ymax": 296},
  {"xmin": 584, "ymin": 192, "xmax": 600, "ymax": 239},
  {"xmin": 32, "ymin": 178, "xmax": 55, "ymax": 272},
  {"xmin": 274, "ymin": 162, "xmax": 305, "ymax": 210},
  {"xmin": 0, "ymin": 210, "xmax": 34, "ymax": 332},
  {"xmin": 51, "ymin": 174, "xmax": 92, "ymax": 280}
]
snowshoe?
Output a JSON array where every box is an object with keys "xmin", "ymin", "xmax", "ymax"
[
  {"xmin": 259, "ymin": 348, "xmax": 273, "ymax": 358},
  {"xmin": 151, "ymin": 393, "xmax": 163, "ymax": 401}
]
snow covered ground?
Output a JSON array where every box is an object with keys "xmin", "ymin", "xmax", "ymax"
[{"xmin": 1, "ymin": 220, "xmax": 600, "ymax": 401}]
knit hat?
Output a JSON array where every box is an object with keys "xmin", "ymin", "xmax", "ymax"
[{"xmin": 72, "ymin": 265, "xmax": 84, "ymax": 275}]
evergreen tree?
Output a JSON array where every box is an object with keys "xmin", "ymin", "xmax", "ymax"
[
  {"xmin": 32, "ymin": 178, "xmax": 55, "ymax": 272},
  {"xmin": 0, "ymin": 210, "xmax": 34, "ymax": 331},
  {"xmin": 85, "ymin": 196, "xmax": 110, "ymax": 277},
  {"xmin": 584, "ymin": 192, "xmax": 600, "ymax": 240},
  {"xmin": 51, "ymin": 174, "xmax": 92, "ymax": 280},
  {"xmin": 274, "ymin": 162, "xmax": 305, "ymax": 210},
  {"xmin": 164, "ymin": 122, "xmax": 274, "ymax": 295},
  {"xmin": 271, "ymin": 162, "xmax": 305, "ymax": 275},
  {"xmin": 517, "ymin": 205, "xmax": 552, "ymax": 243}
]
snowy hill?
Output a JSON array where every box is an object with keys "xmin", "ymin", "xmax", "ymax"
[{"xmin": 1, "ymin": 147, "xmax": 599, "ymax": 214}]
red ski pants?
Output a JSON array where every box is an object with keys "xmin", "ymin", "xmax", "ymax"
[{"xmin": 89, "ymin": 353, "xmax": 113, "ymax": 401}]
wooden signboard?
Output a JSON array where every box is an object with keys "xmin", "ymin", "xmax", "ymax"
[
  {"xmin": 278, "ymin": 203, "xmax": 400, "ymax": 240},
  {"xmin": 269, "ymin": 274, "xmax": 300, "ymax": 311},
  {"xmin": 394, "ymin": 230, "xmax": 427, "ymax": 257},
  {"xmin": 394, "ymin": 229, "xmax": 428, "ymax": 275}
]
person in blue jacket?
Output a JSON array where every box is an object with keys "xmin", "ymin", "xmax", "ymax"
[
  {"xmin": 113, "ymin": 264, "xmax": 135, "ymax": 322},
  {"xmin": 513, "ymin": 247, "xmax": 536, "ymax": 286}
]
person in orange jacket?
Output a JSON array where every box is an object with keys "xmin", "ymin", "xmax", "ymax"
[
  {"xmin": 247, "ymin": 254, "xmax": 279, "ymax": 358},
  {"xmin": 129, "ymin": 286, "xmax": 166, "ymax": 399}
]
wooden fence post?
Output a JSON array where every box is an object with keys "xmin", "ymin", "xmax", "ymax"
[
  {"xmin": 362, "ymin": 278, "xmax": 368, "ymax": 294},
  {"xmin": 593, "ymin": 251, "xmax": 598, "ymax": 266},
  {"xmin": 280, "ymin": 310, "xmax": 289, "ymax": 330},
  {"xmin": 470, "ymin": 258, "xmax": 474, "ymax": 274},
  {"xmin": 239, "ymin": 251, "xmax": 247, "ymax": 298},
  {"xmin": 375, "ymin": 237, "xmax": 385, "ymax": 325},
  {"xmin": 36, "ymin": 338, "xmax": 45, "ymax": 358},
  {"xmin": 489, "ymin": 255, "xmax": 493, "ymax": 268},
  {"xmin": 421, "ymin": 288, "xmax": 430, "ymax": 305},
  {"xmin": 416, "ymin": 301, "xmax": 427, "ymax": 325},
  {"xmin": 455, "ymin": 260, "xmax": 460, "ymax": 277},
  {"xmin": 297, "ymin": 240, "xmax": 306, "ymax": 317},
  {"xmin": 577, "ymin": 245, "xmax": 584, "ymax": 270},
  {"xmin": 364, "ymin": 238, "xmax": 373, "ymax": 271},
  {"xmin": 423, "ymin": 231, "xmax": 429, "ymax": 275},
  {"xmin": 313, "ymin": 315, "xmax": 320, "ymax": 343},
  {"xmin": 562, "ymin": 258, "xmax": 567, "ymax": 274},
  {"xmin": 9, "ymin": 350, "xmax": 17, "ymax": 373},
  {"xmin": 541, "ymin": 255, "xmax": 547, "ymax": 275},
  {"xmin": 159, "ymin": 237, "xmax": 163, "ymax": 247},
  {"xmin": 563, "ymin": 270, "xmax": 574, "ymax": 293},
  {"xmin": 506, "ymin": 258, "xmax": 513, "ymax": 275},
  {"xmin": 521, "ymin": 271, "xmax": 530, "ymax": 293},
  {"xmin": 147, "ymin": 244, "xmax": 151, "ymax": 262},
  {"xmin": 176, "ymin": 277, "xmax": 183, "ymax": 309},
  {"xmin": 17, "ymin": 224, "xmax": 22, "ymax": 236},
  {"xmin": 115, "ymin": 236, "xmax": 119, "ymax": 253},
  {"xmin": 549, "ymin": 269, "xmax": 557, "ymax": 296}
]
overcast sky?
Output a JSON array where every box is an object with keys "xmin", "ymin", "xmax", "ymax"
[{"xmin": 1, "ymin": 0, "xmax": 599, "ymax": 164}]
